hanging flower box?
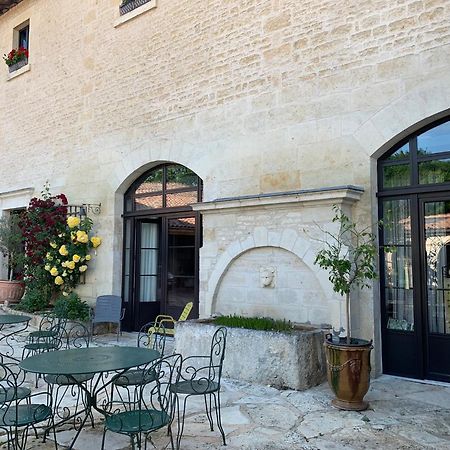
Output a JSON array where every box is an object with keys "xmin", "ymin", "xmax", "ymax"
[
  {"xmin": 8, "ymin": 58, "xmax": 28, "ymax": 73},
  {"xmin": 119, "ymin": 0, "xmax": 151, "ymax": 15},
  {"xmin": 3, "ymin": 47, "xmax": 28, "ymax": 73}
]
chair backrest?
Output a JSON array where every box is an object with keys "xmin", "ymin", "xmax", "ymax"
[
  {"xmin": 209, "ymin": 327, "xmax": 227, "ymax": 383},
  {"xmin": 93, "ymin": 295, "xmax": 122, "ymax": 323},
  {"xmin": 62, "ymin": 321, "xmax": 90, "ymax": 349},
  {"xmin": 178, "ymin": 301, "xmax": 193, "ymax": 322},
  {"xmin": 38, "ymin": 312, "xmax": 57, "ymax": 331},
  {"xmin": 138, "ymin": 321, "xmax": 166, "ymax": 355}
]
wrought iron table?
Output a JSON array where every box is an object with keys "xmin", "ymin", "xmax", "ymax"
[
  {"xmin": 0, "ymin": 313, "xmax": 31, "ymax": 361},
  {"xmin": 20, "ymin": 346, "xmax": 160, "ymax": 449}
]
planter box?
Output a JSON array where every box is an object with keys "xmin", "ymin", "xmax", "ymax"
[
  {"xmin": 175, "ymin": 320, "xmax": 327, "ymax": 391},
  {"xmin": 8, "ymin": 58, "xmax": 28, "ymax": 73},
  {"xmin": 120, "ymin": 0, "xmax": 150, "ymax": 15},
  {"xmin": 0, "ymin": 280, "xmax": 25, "ymax": 304}
]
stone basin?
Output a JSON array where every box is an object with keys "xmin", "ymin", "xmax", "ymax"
[{"xmin": 175, "ymin": 319, "xmax": 327, "ymax": 391}]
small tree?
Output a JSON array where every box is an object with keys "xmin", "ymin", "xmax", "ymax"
[
  {"xmin": 314, "ymin": 206, "xmax": 378, "ymax": 344},
  {"xmin": 0, "ymin": 214, "xmax": 24, "ymax": 281}
]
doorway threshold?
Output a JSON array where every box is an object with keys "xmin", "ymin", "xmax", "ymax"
[{"xmin": 386, "ymin": 374, "xmax": 450, "ymax": 388}]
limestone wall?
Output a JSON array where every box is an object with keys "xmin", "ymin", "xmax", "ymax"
[{"xmin": 0, "ymin": 0, "xmax": 449, "ymax": 372}]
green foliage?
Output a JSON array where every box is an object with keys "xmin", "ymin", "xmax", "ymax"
[
  {"xmin": 53, "ymin": 292, "xmax": 90, "ymax": 321},
  {"xmin": 0, "ymin": 214, "xmax": 25, "ymax": 280},
  {"xmin": 314, "ymin": 206, "xmax": 378, "ymax": 296},
  {"xmin": 213, "ymin": 315, "xmax": 293, "ymax": 332},
  {"xmin": 17, "ymin": 281, "xmax": 51, "ymax": 313}
]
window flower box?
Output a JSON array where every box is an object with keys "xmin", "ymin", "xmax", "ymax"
[
  {"xmin": 119, "ymin": 0, "xmax": 151, "ymax": 15},
  {"xmin": 3, "ymin": 47, "xmax": 28, "ymax": 73},
  {"xmin": 8, "ymin": 58, "xmax": 28, "ymax": 73}
]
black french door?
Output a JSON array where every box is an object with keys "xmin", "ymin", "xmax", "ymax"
[
  {"xmin": 122, "ymin": 213, "xmax": 199, "ymax": 331},
  {"xmin": 380, "ymin": 193, "xmax": 450, "ymax": 381}
]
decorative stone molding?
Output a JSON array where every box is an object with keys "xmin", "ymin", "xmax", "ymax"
[
  {"xmin": 192, "ymin": 185, "xmax": 364, "ymax": 213},
  {"xmin": 0, "ymin": 187, "xmax": 34, "ymax": 210}
]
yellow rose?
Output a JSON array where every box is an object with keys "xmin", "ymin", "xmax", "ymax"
[
  {"xmin": 73, "ymin": 254, "xmax": 81, "ymax": 263},
  {"xmin": 44, "ymin": 264, "xmax": 51, "ymax": 271},
  {"xmin": 76, "ymin": 231, "xmax": 89, "ymax": 243},
  {"xmin": 66, "ymin": 261, "xmax": 75, "ymax": 270},
  {"xmin": 50, "ymin": 242, "xmax": 57, "ymax": 249},
  {"xmin": 79, "ymin": 265, "xmax": 88, "ymax": 272},
  {"xmin": 62, "ymin": 271, "xmax": 67, "ymax": 277},
  {"xmin": 59, "ymin": 245, "xmax": 69, "ymax": 256},
  {"xmin": 85, "ymin": 255, "xmax": 91, "ymax": 261},
  {"xmin": 54, "ymin": 276, "xmax": 64, "ymax": 285},
  {"xmin": 50, "ymin": 267, "xmax": 58, "ymax": 276},
  {"xmin": 67, "ymin": 216, "xmax": 81, "ymax": 228},
  {"xmin": 62, "ymin": 291, "xmax": 69, "ymax": 297},
  {"xmin": 46, "ymin": 253, "xmax": 53, "ymax": 261},
  {"xmin": 90, "ymin": 236, "xmax": 102, "ymax": 248}
]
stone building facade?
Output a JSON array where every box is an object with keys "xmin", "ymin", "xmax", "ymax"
[{"xmin": 0, "ymin": 0, "xmax": 449, "ymax": 378}]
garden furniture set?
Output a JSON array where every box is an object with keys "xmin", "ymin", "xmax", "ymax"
[{"xmin": 0, "ymin": 309, "xmax": 228, "ymax": 450}]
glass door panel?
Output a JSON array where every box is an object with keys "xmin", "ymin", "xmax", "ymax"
[
  {"xmin": 423, "ymin": 201, "xmax": 450, "ymax": 335},
  {"xmin": 166, "ymin": 217, "xmax": 196, "ymax": 318},
  {"xmin": 382, "ymin": 199, "xmax": 414, "ymax": 331},
  {"xmin": 139, "ymin": 222, "xmax": 159, "ymax": 303}
]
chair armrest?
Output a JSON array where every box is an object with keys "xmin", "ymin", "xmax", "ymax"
[{"xmin": 155, "ymin": 314, "xmax": 175, "ymax": 323}]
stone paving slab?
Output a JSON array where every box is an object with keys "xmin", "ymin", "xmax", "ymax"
[{"xmin": 0, "ymin": 321, "xmax": 450, "ymax": 449}]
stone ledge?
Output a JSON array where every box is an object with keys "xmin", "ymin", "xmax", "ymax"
[
  {"xmin": 6, "ymin": 63, "xmax": 30, "ymax": 81},
  {"xmin": 192, "ymin": 185, "xmax": 364, "ymax": 213},
  {"xmin": 114, "ymin": 0, "xmax": 157, "ymax": 28}
]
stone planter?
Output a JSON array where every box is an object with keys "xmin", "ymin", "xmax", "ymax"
[
  {"xmin": 8, "ymin": 58, "xmax": 28, "ymax": 73},
  {"xmin": 120, "ymin": 0, "xmax": 150, "ymax": 15},
  {"xmin": 175, "ymin": 320, "xmax": 327, "ymax": 391},
  {"xmin": 0, "ymin": 280, "xmax": 25, "ymax": 304}
]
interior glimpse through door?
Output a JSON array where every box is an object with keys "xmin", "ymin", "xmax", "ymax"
[
  {"xmin": 166, "ymin": 217, "xmax": 196, "ymax": 319},
  {"xmin": 423, "ymin": 199, "xmax": 450, "ymax": 381}
]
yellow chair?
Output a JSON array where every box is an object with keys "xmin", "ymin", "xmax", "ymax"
[{"xmin": 149, "ymin": 302, "xmax": 194, "ymax": 337}]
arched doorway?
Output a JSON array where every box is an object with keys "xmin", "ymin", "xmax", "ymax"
[
  {"xmin": 378, "ymin": 116, "xmax": 450, "ymax": 381},
  {"xmin": 122, "ymin": 163, "xmax": 202, "ymax": 331}
]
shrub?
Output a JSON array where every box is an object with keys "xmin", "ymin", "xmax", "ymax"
[{"xmin": 53, "ymin": 292, "xmax": 90, "ymax": 321}]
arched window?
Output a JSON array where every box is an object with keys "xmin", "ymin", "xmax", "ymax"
[
  {"xmin": 123, "ymin": 163, "xmax": 202, "ymax": 331},
  {"xmin": 378, "ymin": 117, "xmax": 450, "ymax": 382}
]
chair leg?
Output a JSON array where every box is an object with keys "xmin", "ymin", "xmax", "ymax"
[
  {"xmin": 101, "ymin": 427, "xmax": 107, "ymax": 450},
  {"xmin": 175, "ymin": 394, "xmax": 189, "ymax": 450},
  {"xmin": 204, "ymin": 394, "xmax": 214, "ymax": 431},
  {"xmin": 213, "ymin": 391, "xmax": 226, "ymax": 446}
]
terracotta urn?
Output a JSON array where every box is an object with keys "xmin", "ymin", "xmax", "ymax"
[
  {"xmin": 0, "ymin": 280, "xmax": 25, "ymax": 304},
  {"xmin": 324, "ymin": 336, "xmax": 373, "ymax": 411}
]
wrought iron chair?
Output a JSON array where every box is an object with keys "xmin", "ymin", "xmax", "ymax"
[
  {"xmin": 44, "ymin": 322, "xmax": 94, "ymax": 430},
  {"xmin": 22, "ymin": 316, "xmax": 67, "ymax": 388},
  {"xmin": 101, "ymin": 353, "xmax": 182, "ymax": 450},
  {"xmin": 110, "ymin": 322, "xmax": 166, "ymax": 409},
  {"xmin": 0, "ymin": 362, "xmax": 57, "ymax": 450},
  {"xmin": 149, "ymin": 302, "xmax": 193, "ymax": 337},
  {"xmin": 90, "ymin": 295, "xmax": 125, "ymax": 341},
  {"xmin": 170, "ymin": 327, "xmax": 227, "ymax": 450}
]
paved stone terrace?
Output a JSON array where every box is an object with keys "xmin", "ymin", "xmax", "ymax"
[{"xmin": 1, "ymin": 324, "xmax": 450, "ymax": 449}]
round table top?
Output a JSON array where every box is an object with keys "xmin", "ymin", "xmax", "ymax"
[
  {"xmin": 20, "ymin": 346, "xmax": 160, "ymax": 375},
  {"xmin": 0, "ymin": 314, "xmax": 32, "ymax": 325}
]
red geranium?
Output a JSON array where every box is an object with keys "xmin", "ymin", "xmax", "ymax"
[{"xmin": 3, "ymin": 46, "xmax": 28, "ymax": 67}]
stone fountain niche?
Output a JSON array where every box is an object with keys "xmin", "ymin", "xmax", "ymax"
[{"xmin": 193, "ymin": 185, "xmax": 365, "ymax": 331}]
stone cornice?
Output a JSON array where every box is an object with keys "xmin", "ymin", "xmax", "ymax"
[{"xmin": 192, "ymin": 185, "xmax": 364, "ymax": 213}]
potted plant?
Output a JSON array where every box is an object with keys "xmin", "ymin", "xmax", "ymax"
[
  {"xmin": 3, "ymin": 47, "xmax": 28, "ymax": 73},
  {"xmin": 0, "ymin": 214, "xmax": 25, "ymax": 304},
  {"xmin": 314, "ymin": 206, "xmax": 377, "ymax": 411}
]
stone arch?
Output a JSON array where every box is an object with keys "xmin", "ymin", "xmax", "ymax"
[{"xmin": 205, "ymin": 227, "xmax": 333, "ymax": 319}]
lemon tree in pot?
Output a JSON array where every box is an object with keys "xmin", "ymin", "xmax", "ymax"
[
  {"xmin": 314, "ymin": 206, "xmax": 377, "ymax": 411},
  {"xmin": 0, "ymin": 214, "xmax": 25, "ymax": 304}
]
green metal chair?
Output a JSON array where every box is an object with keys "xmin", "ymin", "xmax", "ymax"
[
  {"xmin": 110, "ymin": 322, "xmax": 166, "ymax": 409},
  {"xmin": 101, "ymin": 353, "xmax": 182, "ymax": 450},
  {"xmin": 0, "ymin": 362, "xmax": 57, "ymax": 450},
  {"xmin": 22, "ymin": 315, "xmax": 67, "ymax": 388},
  {"xmin": 44, "ymin": 322, "xmax": 94, "ymax": 431},
  {"xmin": 170, "ymin": 327, "xmax": 227, "ymax": 450}
]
